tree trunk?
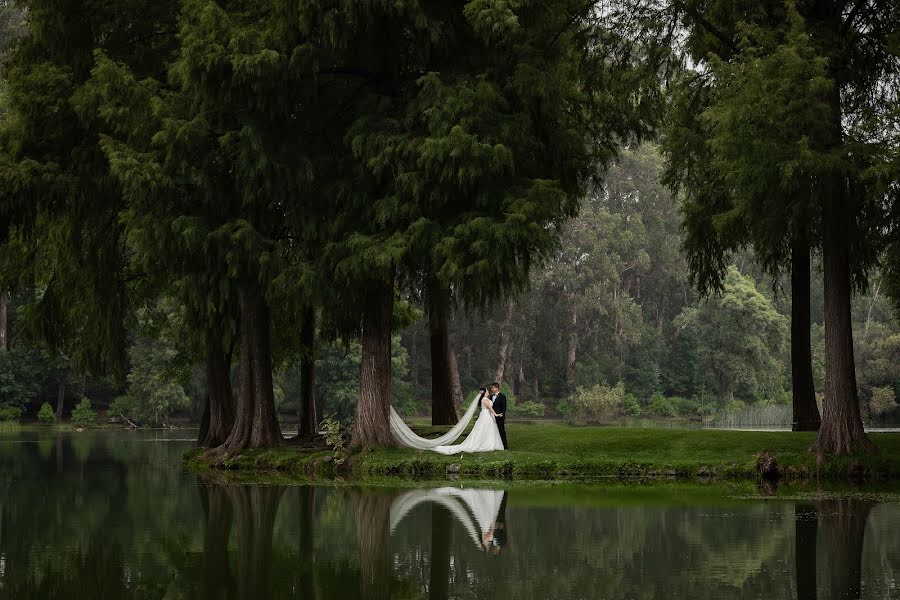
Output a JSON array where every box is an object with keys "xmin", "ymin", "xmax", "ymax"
[
  {"xmin": 494, "ymin": 299, "xmax": 514, "ymax": 385},
  {"xmin": 791, "ymin": 240, "xmax": 821, "ymax": 432},
  {"xmin": 218, "ymin": 285, "xmax": 283, "ymax": 454},
  {"xmin": 429, "ymin": 504, "xmax": 452, "ymax": 600},
  {"xmin": 0, "ymin": 290, "xmax": 8, "ymax": 350},
  {"xmin": 565, "ymin": 304, "xmax": 578, "ymax": 387},
  {"xmin": 199, "ymin": 331, "xmax": 235, "ymax": 447},
  {"xmin": 430, "ymin": 311, "xmax": 459, "ymax": 425},
  {"xmin": 795, "ymin": 503, "xmax": 818, "ymax": 600},
  {"xmin": 448, "ymin": 330, "xmax": 464, "ymax": 410},
  {"xmin": 532, "ymin": 373, "xmax": 540, "ymax": 404},
  {"xmin": 411, "ymin": 328, "xmax": 419, "ymax": 405},
  {"xmin": 811, "ymin": 82, "xmax": 876, "ymax": 455},
  {"xmin": 56, "ymin": 380, "xmax": 66, "ymax": 420},
  {"xmin": 352, "ymin": 278, "xmax": 395, "ymax": 447},
  {"xmin": 515, "ymin": 365, "xmax": 525, "ymax": 398},
  {"xmin": 353, "ymin": 489, "xmax": 393, "ymax": 600},
  {"xmin": 298, "ymin": 307, "xmax": 317, "ymax": 436},
  {"xmin": 817, "ymin": 499, "xmax": 873, "ymax": 600}
]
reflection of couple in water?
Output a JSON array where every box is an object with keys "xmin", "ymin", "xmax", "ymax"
[{"xmin": 390, "ymin": 487, "xmax": 509, "ymax": 554}]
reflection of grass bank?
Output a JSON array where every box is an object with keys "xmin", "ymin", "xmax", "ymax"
[{"xmin": 184, "ymin": 423, "xmax": 900, "ymax": 483}]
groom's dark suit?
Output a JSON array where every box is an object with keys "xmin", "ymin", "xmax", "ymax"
[{"xmin": 492, "ymin": 392, "xmax": 508, "ymax": 450}]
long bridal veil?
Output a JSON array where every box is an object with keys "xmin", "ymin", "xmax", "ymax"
[{"xmin": 389, "ymin": 393, "xmax": 482, "ymax": 449}]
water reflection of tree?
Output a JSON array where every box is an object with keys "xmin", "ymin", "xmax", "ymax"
[
  {"xmin": 795, "ymin": 503, "xmax": 818, "ymax": 600},
  {"xmin": 816, "ymin": 498, "xmax": 874, "ymax": 600},
  {"xmin": 429, "ymin": 504, "xmax": 452, "ymax": 600},
  {"xmin": 352, "ymin": 488, "xmax": 393, "ymax": 600},
  {"xmin": 226, "ymin": 484, "xmax": 286, "ymax": 600},
  {"xmin": 197, "ymin": 483, "xmax": 235, "ymax": 599}
]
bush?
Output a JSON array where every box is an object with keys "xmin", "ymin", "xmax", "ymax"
[
  {"xmin": 38, "ymin": 402, "xmax": 56, "ymax": 423},
  {"xmin": 559, "ymin": 383, "xmax": 626, "ymax": 424},
  {"xmin": 670, "ymin": 396, "xmax": 700, "ymax": 417},
  {"xmin": 71, "ymin": 398, "xmax": 96, "ymax": 427},
  {"xmin": 648, "ymin": 394, "xmax": 677, "ymax": 417},
  {"xmin": 514, "ymin": 401, "xmax": 545, "ymax": 417},
  {"xmin": 0, "ymin": 405, "xmax": 23, "ymax": 422},
  {"xmin": 870, "ymin": 387, "xmax": 897, "ymax": 419},
  {"xmin": 622, "ymin": 394, "xmax": 641, "ymax": 417}
]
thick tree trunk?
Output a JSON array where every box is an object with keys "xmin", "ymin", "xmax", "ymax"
[
  {"xmin": 565, "ymin": 304, "xmax": 578, "ymax": 387},
  {"xmin": 56, "ymin": 380, "xmax": 66, "ymax": 420},
  {"xmin": 218, "ymin": 285, "xmax": 283, "ymax": 454},
  {"xmin": 0, "ymin": 290, "xmax": 8, "ymax": 350},
  {"xmin": 448, "ymin": 330, "xmax": 464, "ymax": 410},
  {"xmin": 429, "ymin": 504, "xmax": 452, "ymax": 600},
  {"xmin": 298, "ymin": 307, "xmax": 317, "ymax": 436},
  {"xmin": 352, "ymin": 278, "xmax": 395, "ymax": 447},
  {"xmin": 791, "ymin": 240, "xmax": 821, "ymax": 432},
  {"xmin": 411, "ymin": 328, "xmax": 419, "ymax": 404},
  {"xmin": 494, "ymin": 299, "xmax": 514, "ymax": 385},
  {"xmin": 430, "ymin": 311, "xmax": 459, "ymax": 425},
  {"xmin": 199, "ymin": 332, "xmax": 235, "ymax": 447},
  {"xmin": 353, "ymin": 490, "xmax": 393, "ymax": 600},
  {"xmin": 817, "ymin": 499, "xmax": 873, "ymax": 600},
  {"xmin": 810, "ymin": 86, "xmax": 875, "ymax": 455},
  {"xmin": 795, "ymin": 503, "xmax": 818, "ymax": 600}
]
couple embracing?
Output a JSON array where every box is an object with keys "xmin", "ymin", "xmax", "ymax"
[{"xmin": 433, "ymin": 383, "xmax": 508, "ymax": 455}]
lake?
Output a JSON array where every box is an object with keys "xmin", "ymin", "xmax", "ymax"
[{"xmin": 1, "ymin": 429, "xmax": 898, "ymax": 599}]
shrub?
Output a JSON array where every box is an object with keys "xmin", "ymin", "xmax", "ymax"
[
  {"xmin": 870, "ymin": 387, "xmax": 897, "ymax": 419},
  {"xmin": 723, "ymin": 399, "xmax": 748, "ymax": 414},
  {"xmin": 0, "ymin": 405, "xmax": 23, "ymax": 422},
  {"xmin": 71, "ymin": 398, "xmax": 96, "ymax": 427},
  {"xmin": 622, "ymin": 394, "xmax": 641, "ymax": 417},
  {"xmin": 670, "ymin": 396, "xmax": 700, "ymax": 417},
  {"xmin": 515, "ymin": 401, "xmax": 545, "ymax": 417},
  {"xmin": 38, "ymin": 402, "xmax": 56, "ymax": 423},
  {"xmin": 648, "ymin": 393, "xmax": 676, "ymax": 417},
  {"xmin": 560, "ymin": 383, "xmax": 626, "ymax": 423},
  {"xmin": 320, "ymin": 414, "xmax": 346, "ymax": 464}
]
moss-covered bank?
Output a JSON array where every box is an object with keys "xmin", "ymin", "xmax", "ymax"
[{"xmin": 184, "ymin": 423, "xmax": 900, "ymax": 483}]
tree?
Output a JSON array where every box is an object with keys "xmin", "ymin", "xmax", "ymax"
[
  {"xmin": 674, "ymin": 267, "xmax": 788, "ymax": 404},
  {"xmin": 665, "ymin": 0, "xmax": 898, "ymax": 452}
]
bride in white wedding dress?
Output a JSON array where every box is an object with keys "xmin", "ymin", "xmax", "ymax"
[
  {"xmin": 389, "ymin": 388, "xmax": 505, "ymax": 454},
  {"xmin": 432, "ymin": 389, "xmax": 505, "ymax": 455}
]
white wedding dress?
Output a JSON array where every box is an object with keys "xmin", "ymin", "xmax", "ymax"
[
  {"xmin": 389, "ymin": 393, "xmax": 505, "ymax": 454},
  {"xmin": 432, "ymin": 397, "xmax": 504, "ymax": 455}
]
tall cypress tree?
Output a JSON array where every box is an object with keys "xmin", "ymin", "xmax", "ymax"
[{"xmin": 664, "ymin": 0, "xmax": 897, "ymax": 453}]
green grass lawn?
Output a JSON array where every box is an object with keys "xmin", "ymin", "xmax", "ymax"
[{"xmin": 186, "ymin": 421, "xmax": 900, "ymax": 482}]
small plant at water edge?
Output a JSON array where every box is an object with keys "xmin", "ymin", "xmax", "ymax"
[
  {"xmin": 71, "ymin": 398, "xmax": 96, "ymax": 427},
  {"xmin": 320, "ymin": 415, "xmax": 347, "ymax": 465},
  {"xmin": 38, "ymin": 402, "xmax": 56, "ymax": 423}
]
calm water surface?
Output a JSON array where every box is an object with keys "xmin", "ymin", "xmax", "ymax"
[{"xmin": 1, "ymin": 429, "xmax": 898, "ymax": 599}]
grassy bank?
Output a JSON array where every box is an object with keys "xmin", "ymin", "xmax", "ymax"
[{"xmin": 184, "ymin": 422, "xmax": 900, "ymax": 483}]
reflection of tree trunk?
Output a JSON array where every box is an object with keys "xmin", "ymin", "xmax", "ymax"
[
  {"xmin": 791, "ymin": 240, "xmax": 820, "ymax": 432},
  {"xmin": 298, "ymin": 307, "xmax": 318, "ymax": 436},
  {"xmin": 817, "ymin": 498, "xmax": 873, "ymax": 600},
  {"xmin": 565, "ymin": 304, "xmax": 577, "ymax": 387},
  {"xmin": 352, "ymin": 278, "xmax": 395, "ymax": 447},
  {"xmin": 429, "ymin": 504, "xmax": 452, "ymax": 600},
  {"xmin": 200, "ymin": 330, "xmax": 235, "ymax": 447},
  {"xmin": 448, "ymin": 331, "xmax": 464, "ymax": 410},
  {"xmin": 220, "ymin": 285, "xmax": 283, "ymax": 453},
  {"xmin": 352, "ymin": 489, "xmax": 393, "ymax": 600},
  {"xmin": 811, "ymin": 80, "xmax": 876, "ymax": 455},
  {"xmin": 229, "ymin": 485, "xmax": 286, "ymax": 600},
  {"xmin": 198, "ymin": 484, "xmax": 236, "ymax": 599},
  {"xmin": 0, "ymin": 290, "xmax": 8, "ymax": 350},
  {"xmin": 494, "ymin": 300, "xmax": 514, "ymax": 385},
  {"xmin": 795, "ymin": 503, "xmax": 817, "ymax": 600},
  {"xmin": 56, "ymin": 380, "xmax": 66, "ymax": 420},
  {"xmin": 297, "ymin": 486, "xmax": 317, "ymax": 597}
]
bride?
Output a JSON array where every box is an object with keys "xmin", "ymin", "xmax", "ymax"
[
  {"xmin": 389, "ymin": 388, "xmax": 505, "ymax": 454},
  {"xmin": 432, "ymin": 388, "xmax": 505, "ymax": 455}
]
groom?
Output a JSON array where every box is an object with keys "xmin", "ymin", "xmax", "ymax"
[{"xmin": 489, "ymin": 383, "xmax": 508, "ymax": 450}]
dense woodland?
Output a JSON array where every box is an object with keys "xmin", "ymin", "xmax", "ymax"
[{"xmin": 0, "ymin": 0, "xmax": 897, "ymax": 455}]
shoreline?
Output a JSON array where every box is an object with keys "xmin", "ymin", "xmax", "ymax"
[{"xmin": 183, "ymin": 424, "xmax": 900, "ymax": 485}]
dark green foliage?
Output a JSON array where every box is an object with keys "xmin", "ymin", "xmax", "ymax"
[
  {"xmin": 0, "ymin": 404, "xmax": 21, "ymax": 421},
  {"xmin": 37, "ymin": 401, "xmax": 55, "ymax": 423},
  {"xmin": 71, "ymin": 398, "xmax": 96, "ymax": 427},
  {"xmin": 0, "ymin": 347, "xmax": 44, "ymax": 409}
]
